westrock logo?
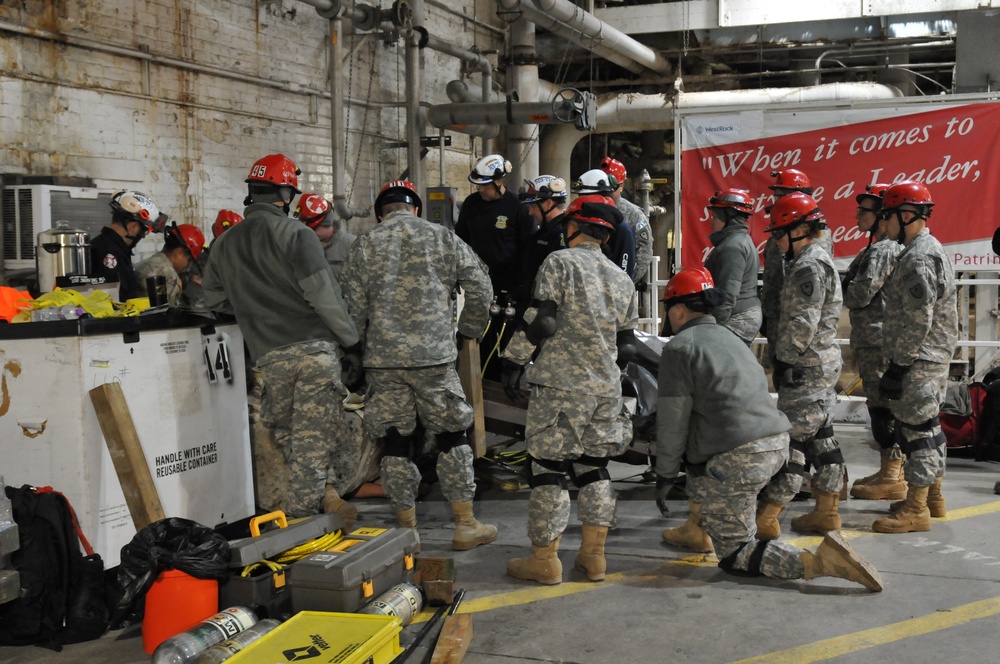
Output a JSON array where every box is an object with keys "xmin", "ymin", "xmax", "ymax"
[{"xmin": 695, "ymin": 124, "xmax": 736, "ymax": 134}]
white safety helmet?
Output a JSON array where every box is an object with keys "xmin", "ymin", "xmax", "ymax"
[
  {"xmin": 572, "ymin": 169, "xmax": 619, "ymax": 195},
  {"xmin": 109, "ymin": 190, "xmax": 160, "ymax": 227},
  {"xmin": 469, "ymin": 154, "xmax": 512, "ymax": 185},
  {"xmin": 520, "ymin": 175, "xmax": 568, "ymax": 203}
]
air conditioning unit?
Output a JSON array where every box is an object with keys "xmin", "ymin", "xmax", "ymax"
[{"xmin": 1, "ymin": 185, "xmax": 114, "ymax": 271}]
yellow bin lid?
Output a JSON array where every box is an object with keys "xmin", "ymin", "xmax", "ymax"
[{"xmin": 228, "ymin": 611, "xmax": 402, "ymax": 664}]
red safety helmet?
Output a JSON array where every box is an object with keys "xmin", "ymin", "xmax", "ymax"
[
  {"xmin": 706, "ymin": 188, "xmax": 754, "ymax": 215},
  {"xmin": 166, "ymin": 222, "xmax": 206, "ymax": 260},
  {"xmin": 599, "ymin": 156, "xmax": 627, "ymax": 184},
  {"xmin": 769, "ymin": 169, "xmax": 813, "ymax": 194},
  {"xmin": 662, "ymin": 267, "xmax": 715, "ymax": 306},
  {"xmin": 212, "ymin": 210, "xmax": 243, "ymax": 239},
  {"xmin": 564, "ymin": 194, "xmax": 620, "ymax": 230},
  {"xmin": 374, "ymin": 180, "xmax": 422, "ymax": 219},
  {"xmin": 881, "ymin": 180, "xmax": 934, "ymax": 212},
  {"xmin": 246, "ymin": 154, "xmax": 302, "ymax": 193},
  {"xmin": 295, "ymin": 193, "xmax": 333, "ymax": 229},
  {"xmin": 765, "ymin": 192, "xmax": 823, "ymax": 232},
  {"xmin": 855, "ymin": 183, "xmax": 890, "ymax": 207}
]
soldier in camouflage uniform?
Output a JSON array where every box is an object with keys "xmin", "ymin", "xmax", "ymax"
[
  {"xmin": 341, "ymin": 180, "xmax": 497, "ymax": 551},
  {"xmin": 203, "ymin": 153, "xmax": 362, "ymax": 525},
  {"xmin": 599, "ymin": 157, "xmax": 654, "ymax": 284},
  {"xmin": 755, "ymin": 192, "xmax": 846, "ymax": 538},
  {"xmin": 503, "ymin": 195, "xmax": 638, "ymax": 585},
  {"xmin": 702, "ymin": 189, "xmax": 763, "ymax": 345},
  {"xmin": 761, "ymin": 170, "xmax": 834, "ymax": 350},
  {"xmin": 654, "ymin": 267, "xmax": 881, "ymax": 591},
  {"xmin": 843, "ymin": 184, "xmax": 906, "ymax": 501},
  {"xmin": 135, "ymin": 222, "xmax": 205, "ymax": 307},
  {"xmin": 872, "ymin": 181, "xmax": 958, "ymax": 534}
]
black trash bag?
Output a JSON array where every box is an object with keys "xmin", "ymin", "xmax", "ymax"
[{"xmin": 106, "ymin": 517, "xmax": 230, "ymax": 629}]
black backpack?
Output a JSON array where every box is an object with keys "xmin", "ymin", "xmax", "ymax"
[{"xmin": 0, "ymin": 485, "xmax": 108, "ymax": 651}]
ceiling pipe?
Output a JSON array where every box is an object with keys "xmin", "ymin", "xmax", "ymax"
[
  {"xmin": 404, "ymin": 0, "xmax": 425, "ymax": 206},
  {"xmin": 539, "ymin": 82, "xmax": 904, "ymax": 185},
  {"xmin": 496, "ymin": 0, "xmax": 672, "ymax": 76}
]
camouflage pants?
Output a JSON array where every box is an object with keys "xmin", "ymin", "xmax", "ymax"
[
  {"xmin": 890, "ymin": 360, "xmax": 949, "ymax": 487},
  {"xmin": 257, "ymin": 340, "xmax": 349, "ymax": 518},
  {"xmin": 524, "ymin": 386, "xmax": 631, "ymax": 546},
  {"xmin": 766, "ymin": 360, "xmax": 844, "ymax": 501},
  {"xmin": 724, "ymin": 306, "xmax": 763, "ymax": 347},
  {"xmin": 691, "ymin": 434, "xmax": 806, "ymax": 580},
  {"xmin": 855, "ymin": 346, "xmax": 903, "ymax": 460},
  {"xmin": 365, "ymin": 366, "xmax": 476, "ymax": 512}
]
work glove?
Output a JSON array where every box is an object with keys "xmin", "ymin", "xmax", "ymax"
[
  {"xmin": 879, "ymin": 362, "xmax": 909, "ymax": 401},
  {"xmin": 655, "ymin": 477, "xmax": 674, "ymax": 517},
  {"xmin": 456, "ymin": 332, "xmax": 473, "ymax": 351},
  {"xmin": 772, "ymin": 359, "xmax": 805, "ymax": 389},
  {"xmin": 501, "ymin": 359, "xmax": 528, "ymax": 403},
  {"xmin": 341, "ymin": 342, "xmax": 365, "ymax": 394}
]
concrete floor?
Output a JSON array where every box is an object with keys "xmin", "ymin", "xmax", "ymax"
[{"xmin": 4, "ymin": 422, "xmax": 1000, "ymax": 663}]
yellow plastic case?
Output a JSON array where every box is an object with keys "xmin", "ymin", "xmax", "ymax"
[{"xmin": 227, "ymin": 611, "xmax": 402, "ymax": 664}]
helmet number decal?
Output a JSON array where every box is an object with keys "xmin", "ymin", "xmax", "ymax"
[{"xmin": 250, "ymin": 164, "xmax": 267, "ymax": 178}]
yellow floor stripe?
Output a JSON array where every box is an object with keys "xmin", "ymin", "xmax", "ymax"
[
  {"xmin": 729, "ymin": 596, "xmax": 1000, "ymax": 664},
  {"xmin": 409, "ymin": 498, "xmax": 1000, "ymax": 626}
]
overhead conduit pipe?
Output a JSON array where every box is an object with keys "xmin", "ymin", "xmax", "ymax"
[{"xmin": 539, "ymin": 82, "xmax": 905, "ymax": 185}]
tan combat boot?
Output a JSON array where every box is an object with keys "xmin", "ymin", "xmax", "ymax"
[
  {"xmin": 323, "ymin": 485, "xmax": 358, "ymax": 531},
  {"xmin": 661, "ymin": 502, "xmax": 714, "ymax": 553},
  {"xmin": 926, "ymin": 477, "xmax": 947, "ymax": 517},
  {"xmin": 755, "ymin": 502, "xmax": 786, "ymax": 541},
  {"xmin": 790, "ymin": 491, "xmax": 841, "ymax": 534},
  {"xmin": 575, "ymin": 525, "xmax": 609, "ymax": 581},
  {"xmin": 800, "ymin": 531, "xmax": 883, "ymax": 592},
  {"xmin": 508, "ymin": 537, "xmax": 562, "ymax": 585},
  {"xmin": 451, "ymin": 501, "xmax": 498, "ymax": 551},
  {"xmin": 850, "ymin": 458, "xmax": 907, "ymax": 501},
  {"xmin": 395, "ymin": 507, "xmax": 421, "ymax": 553},
  {"xmin": 873, "ymin": 485, "xmax": 931, "ymax": 533}
]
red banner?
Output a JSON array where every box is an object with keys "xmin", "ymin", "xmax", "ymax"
[{"xmin": 679, "ymin": 101, "xmax": 1000, "ymax": 271}]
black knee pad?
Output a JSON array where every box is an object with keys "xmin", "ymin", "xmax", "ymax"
[
  {"xmin": 815, "ymin": 424, "xmax": 835, "ymax": 440},
  {"xmin": 816, "ymin": 448, "xmax": 845, "ymax": 466},
  {"xmin": 382, "ymin": 426, "xmax": 414, "ymax": 458},
  {"xmin": 900, "ymin": 417, "xmax": 941, "ymax": 455},
  {"xmin": 527, "ymin": 456, "xmax": 570, "ymax": 490},
  {"xmin": 570, "ymin": 467, "xmax": 611, "ymax": 488},
  {"xmin": 435, "ymin": 429, "xmax": 471, "ymax": 453},
  {"xmin": 718, "ymin": 540, "xmax": 768, "ymax": 577}
]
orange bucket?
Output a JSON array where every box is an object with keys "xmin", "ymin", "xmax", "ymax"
[{"xmin": 142, "ymin": 569, "xmax": 219, "ymax": 654}]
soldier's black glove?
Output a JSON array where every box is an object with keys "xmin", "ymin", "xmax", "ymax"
[
  {"xmin": 656, "ymin": 477, "xmax": 674, "ymax": 516},
  {"xmin": 501, "ymin": 359, "xmax": 528, "ymax": 402},
  {"xmin": 879, "ymin": 362, "xmax": 909, "ymax": 401},
  {"xmin": 773, "ymin": 359, "xmax": 805, "ymax": 389},
  {"xmin": 341, "ymin": 342, "xmax": 365, "ymax": 393},
  {"xmin": 456, "ymin": 332, "xmax": 473, "ymax": 351}
]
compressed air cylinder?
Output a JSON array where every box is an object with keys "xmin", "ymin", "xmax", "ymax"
[
  {"xmin": 358, "ymin": 582, "xmax": 424, "ymax": 626},
  {"xmin": 194, "ymin": 618, "xmax": 281, "ymax": 663}
]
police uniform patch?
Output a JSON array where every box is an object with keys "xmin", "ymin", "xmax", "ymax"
[
  {"xmin": 495, "ymin": 215, "xmax": 508, "ymax": 229},
  {"xmin": 103, "ymin": 254, "xmax": 118, "ymax": 269}
]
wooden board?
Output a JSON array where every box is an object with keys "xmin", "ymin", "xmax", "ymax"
[
  {"xmin": 429, "ymin": 613, "xmax": 473, "ymax": 664},
  {"xmin": 457, "ymin": 339, "xmax": 486, "ymax": 457},
  {"xmin": 414, "ymin": 557, "xmax": 456, "ymax": 606},
  {"xmin": 89, "ymin": 382, "xmax": 165, "ymax": 530}
]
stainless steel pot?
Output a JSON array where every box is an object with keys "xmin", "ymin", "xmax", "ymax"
[{"xmin": 36, "ymin": 221, "xmax": 90, "ymax": 293}]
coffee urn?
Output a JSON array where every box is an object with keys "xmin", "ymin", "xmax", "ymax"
[{"xmin": 36, "ymin": 221, "xmax": 91, "ymax": 293}]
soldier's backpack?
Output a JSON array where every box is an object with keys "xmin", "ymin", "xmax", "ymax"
[{"xmin": 0, "ymin": 485, "xmax": 108, "ymax": 651}]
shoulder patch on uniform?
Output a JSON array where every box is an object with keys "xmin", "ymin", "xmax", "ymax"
[
  {"xmin": 103, "ymin": 254, "xmax": 118, "ymax": 269},
  {"xmin": 800, "ymin": 281, "xmax": 814, "ymax": 297},
  {"xmin": 909, "ymin": 283, "xmax": 925, "ymax": 300},
  {"xmin": 495, "ymin": 216, "xmax": 509, "ymax": 229}
]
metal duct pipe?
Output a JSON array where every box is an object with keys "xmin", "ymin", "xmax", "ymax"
[
  {"xmin": 329, "ymin": 18, "xmax": 370, "ymax": 220},
  {"xmin": 447, "ymin": 77, "xmax": 559, "ymax": 104},
  {"xmin": 427, "ymin": 100, "xmax": 571, "ymax": 127},
  {"xmin": 440, "ymin": 81, "xmax": 500, "ymax": 138},
  {"xmin": 495, "ymin": 0, "xmax": 671, "ymax": 76},
  {"xmin": 508, "ymin": 16, "xmax": 539, "ymax": 188},
  {"xmin": 405, "ymin": 18, "xmax": 424, "ymax": 202},
  {"xmin": 540, "ymin": 83, "xmax": 903, "ymax": 185}
]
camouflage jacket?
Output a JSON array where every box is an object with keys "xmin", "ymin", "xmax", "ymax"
[
  {"xmin": 843, "ymin": 236, "xmax": 901, "ymax": 350},
  {"xmin": 135, "ymin": 251, "xmax": 182, "ymax": 306},
  {"xmin": 504, "ymin": 241, "xmax": 638, "ymax": 398},
  {"xmin": 776, "ymin": 241, "xmax": 842, "ymax": 367},
  {"xmin": 883, "ymin": 229, "xmax": 958, "ymax": 365},
  {"xmin": 343, "ymin": 209, "xmax": 492, "ymax": 368},
  {"xmin": 617, "ymin": 196, "xmax": 653, "ymax": 283}
]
